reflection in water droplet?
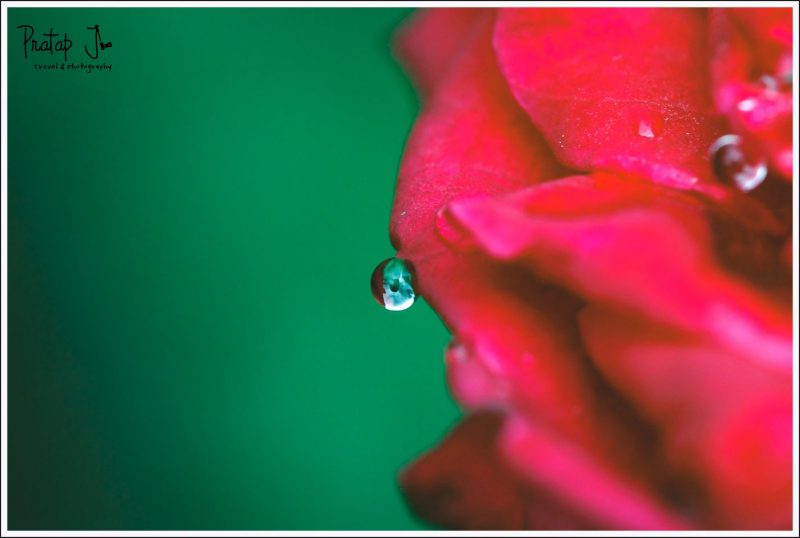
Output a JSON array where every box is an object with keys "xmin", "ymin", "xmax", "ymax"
[
  {"xmin": 709, "ymin": 134, "xmax": 768, "ymax": 192},
  {"xmin": 370, "ymin": 257, "xmax": 417, "ymax": 311},
  {"xmin": 758, "ymin": 75, "xmax": 779, "ymax": 92}
]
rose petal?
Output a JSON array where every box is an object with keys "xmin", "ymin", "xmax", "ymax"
[
  {"xmin": 728, "ymin": 8, "xmax": 793, "ymax": 72},
  {"xmin": 442, "ymin": 174, "xmax": 792, "ymax": 371},
  {"xmin": 390, "ymin": 8, "xmax": 792, "ymax": 531},
  {"xmin": 500, "ymin": 415, "xmax": 690, "ymax": 530},
  {"xmin": 493, "ymin": 8, "xmax": 726, "ymax": 192},
  {"xmin": 706, "ymin": 177, "xmax": 792, "ymax": 301},
  {"xmin": 401, "ymin": 411, "xmax": 628, "ymax": 530},
  {"xmin": 393, "ymin": 8, "xmax": 487, "ymax": 98},
  {"xmin": 390, "ymin": 11, "xmax": 565, "ymax": 255},
  {"xmin": 436, "ymin": 174, "xmax": 791, "ymax": 528},
  {"xmin": 399, "ymin": 411, "xmax": 528, "ymax": 530},
  {"xmin": 578, "ymin": 308, "xmax": 793, "ymax": 529}
]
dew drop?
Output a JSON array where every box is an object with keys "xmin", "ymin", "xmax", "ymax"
[
  {"xmin": 370, "ymin": 257, "xmax": 417, "ymax": 311},
  {"xmin": 638, "ymin": 120, "xmax": 655, "ymax": 138},
  {"xmin": 634, "ymin": 110, "xmax": 663, "ymax": 139},
  {"xmin": 709, "ymin": 134, "xmax": 768, "ymax": 192}
]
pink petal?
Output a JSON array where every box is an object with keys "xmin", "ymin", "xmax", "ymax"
[
  {"xmin": 579, "ymin": 308, "xmax": 793, "ymax": 529},
  {"xmin": 437, "ymin": 174, "xmax": 792, "ymax": 528},
  {"xmin": 390, "ymin": 11, "xmax": 565, "ymax": 256},
  {"xmin": 393, "ymin": 8, "xmax": 487, "ymax": 99},
  {"xmin": 493, "ymin": 8, "xmax": 726, "ymax": 192},
  {"xmin": 443, "ymin": 174, "xmax": 792, "ymax": 370}
]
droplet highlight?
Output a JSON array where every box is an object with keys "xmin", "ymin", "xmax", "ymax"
[
  {"xmin": 371, "ymin": 257, "xmax": 417, "ymax": 311},
  {"xmin": 709, "ymin": 134, "xmax": 768, "ymax": 192},
  {"xmin": 736, "ymin": 98, "xmax": 758, "ymax": 112}
]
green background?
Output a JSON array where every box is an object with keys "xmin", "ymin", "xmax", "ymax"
[{"xmin": 7, "ymin": 8, "xmax": 459, "ymax": 530}]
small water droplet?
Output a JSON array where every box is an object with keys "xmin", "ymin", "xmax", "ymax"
[
  {"xmin": 633, "ymin": 109, "xmax": 663, "ymax": 138},
  {"xmin": 709, "ymin": 134, "xmax": 768, "ymax": 192},
  {"xmin": 638, "ymin": 120, "xmax": 655, "ymax": 138},
  {"xmin": 371, "ymin": 257, "xmax": 417, "ymax": 311}
]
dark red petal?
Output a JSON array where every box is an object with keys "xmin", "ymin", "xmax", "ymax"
[
  {"xmin": 400, "ymin": 411, "xmax": 528, "ymax": 529},
  {"xmin": 393, "ymin": 8, "xmax": 487, "ymax": 99},
  {"xmin": 728, "ymin": 8, "xmax": 793, "ymax": 73},
  {"xmin": 781, "ymin": 238, "xmax": 792, "ymax": 267},
  {"xmin": 579, "ymin": 308, "xmax": 792, "ymax": 529},
  {"xmin": 706, "ymin": 177, "xmax": 792, "ymax": 301},
  {"xmin": 436, "ymin": 174, "xmax": 792, "ymax": 528},
  {"xmin": 493, "ymin": 8, "xmax": 726, "ymax": 193},
  {"xmin": 442, "ymin": 174, "xmax": 792, "ymax": 367},
  {"xmin": 401, "ymin": 411, "xmax": 622, "ymax": 530},
  {"xmin": 500, "ymin": 416, "xmax": 689, "ymax": 530}
]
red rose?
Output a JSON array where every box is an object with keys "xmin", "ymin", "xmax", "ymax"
[{"xmin": 386, "ymin": 8, "xmax": 793, "ymax": 530}]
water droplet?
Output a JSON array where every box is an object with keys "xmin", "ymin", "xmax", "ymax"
[
  {"xmin": 638, "ymin": 120, "xmax": 655, "ymax": 138},
  {"xmin": 709, "ymin": 134, "xmax": 768, "ymax": 192},
  {"xmin": 371, "ymin": 257, "xmax": 417, "ymax": 311},
  {"xmin": 633, "ymin": 110, "xmax": 663, "ymax": 138}
]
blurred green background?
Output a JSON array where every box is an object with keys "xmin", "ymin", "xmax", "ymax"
[{"xmin": 7, "ymin": 8, "xmax": 459, "ymax": 530}]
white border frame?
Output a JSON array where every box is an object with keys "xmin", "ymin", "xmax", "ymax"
[{"xmin": 1, "ymin": 1, "xmax": 798, "ymax": 536}]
